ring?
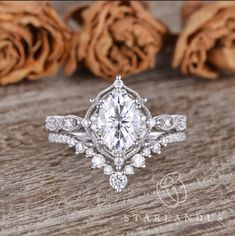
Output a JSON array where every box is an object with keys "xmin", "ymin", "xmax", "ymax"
[{"xmin": 45, "ymin": 75, "xmax": 187, "ymax": 192}]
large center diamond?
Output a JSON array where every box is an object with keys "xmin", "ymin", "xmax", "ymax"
[{"xmin": 97, "ymin": 90, "xmax": 144, "ymax": 155}]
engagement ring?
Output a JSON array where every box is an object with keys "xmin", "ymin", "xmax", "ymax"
[{"xmin": 45, "ymin": 75, "xmax": 186, "ymax": 192}]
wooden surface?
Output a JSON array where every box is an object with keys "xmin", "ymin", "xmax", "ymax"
[{"xmin": 1, "ymin": 1, "xmax": 235, "ymax": 236}]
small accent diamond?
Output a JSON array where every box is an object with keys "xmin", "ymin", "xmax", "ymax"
[
  {"xmin": 109, "ymin": 172, "xmax": 128, "ymax": 191},
  {"xmin": 131, "ymin": 154, "xmax": 145, "ymax": 168},
  {"xmin": 68, "ymin": 138, "xmax": 76, "ymax": 147},
  {"xmin": 91, "ymin": 124, "xmax": 97, "ymax": 131},
  {"xmin": 152, "ymin": 142, "xmax": 161, "ymax": 154},
  {"xmin": 147, "ymin": 118, "xmax": 156, "ymax": 128},
  {"xmin": 91, "ymin": 115, "xmax": 98, "ymax": 122},
  {"xmin": 113, "ymin": 75, "xmax": 124, "ymax": 88},
  {"xmin": 114, "ymin": 158, "xmax": 124, "ymax": 167},
  {"xmin": 160, "ymin": 137, "xmax": 168, "ymax": 147},
  {"xmin": 124, "ymin": 165, "xmax": 134, "ymax": 175},
  {"xmin": 75, "ymin": 142, "xmax": 86, "ymax": 154},
  {"xmin": 86, "ymin": 148, "xmax": 94, "ymax": 157},
  {"xmin": 92, "ymin": 154, "xmax": 105, "ymax": 168},
  {"xmin": 82, "ymin": 119, "xmax": 91, "ymax": 128},
  {"xmin": 103, "ymin": 165, "xmax": 113, "ymax": 175},
  {"xmin": 142, "ymin": 148, "xmax": 151, "ymax": 157}
]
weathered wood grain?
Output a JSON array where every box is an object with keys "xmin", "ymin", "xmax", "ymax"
[{"xmin": 0, "ymin": 1, "xmax": 235, "ymax": 236}]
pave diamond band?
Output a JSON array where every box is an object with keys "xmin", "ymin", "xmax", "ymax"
[{"xmin": 45, "ymin": 75, "xmax": 187, "ymax": 192}]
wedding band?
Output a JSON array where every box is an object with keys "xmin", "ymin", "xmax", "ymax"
[{"xmin": 45, "ymin": 75, "xmax": 187, "ymax": 192}]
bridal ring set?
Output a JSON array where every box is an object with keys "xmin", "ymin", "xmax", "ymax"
[{"xmin": 45, "ymin": 75, "xmax": 187, "ymax": 192}]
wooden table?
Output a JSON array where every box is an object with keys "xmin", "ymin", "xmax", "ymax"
[{"xmin": 0, "ymin": 2, "xmax": 235, "ymax": 235}]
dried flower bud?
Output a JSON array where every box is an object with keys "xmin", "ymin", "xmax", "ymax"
[
  {"xmin": 65, "ymin": 1, "xmax": 168, "ymax": 79},
  {"xmin": 0, "ymin": 1, "xmax": 71, "ymax": 85}
]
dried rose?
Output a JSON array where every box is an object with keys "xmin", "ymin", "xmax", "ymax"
[
  {"xmin": 173, "ymin": 1, "xmax": 235, "ymax": 79},
  {"xmin": 0, "ymin": 1, "xmax": 71, "ymax": 85},
  {"xmin": 65, "ymin": 1, "xmax": 168, "ymax": 79}
]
